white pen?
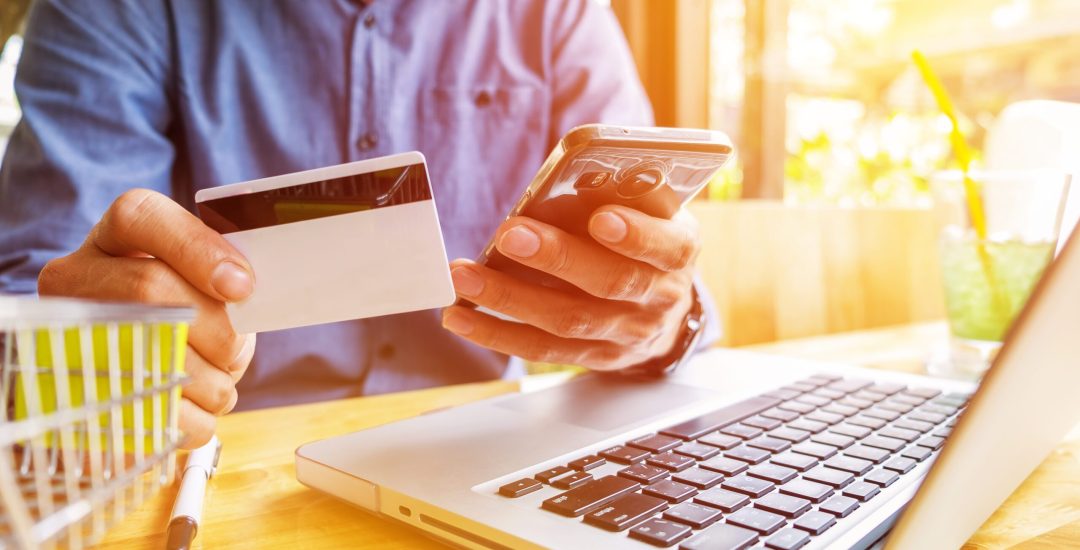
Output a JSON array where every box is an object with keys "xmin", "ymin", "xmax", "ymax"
[{"xmin": 165, "ymin": 435, "xmax": 222, "ymax": 550}]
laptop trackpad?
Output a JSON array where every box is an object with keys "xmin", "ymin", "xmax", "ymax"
[{"xmin": 496, "ymin": 374, "xmax": 716, "ymax": 432}]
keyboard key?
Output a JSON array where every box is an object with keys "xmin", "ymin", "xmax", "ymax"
[
  {"xmin": 866, "ymin": 382, "xmax": 905, "ymax": 395},
  {"xmin": 725, "ymin": 445, "xmax": 771, "ymax": 464},
  {"xmin": 902, "ymin": 446, "xmax": 933, "ymax": 462},
  {"xmin": 699, "ymin": 432, "xmax": 742, "ymax": 450},
  {"xmin": 541, "ymin": 475, "xmax": 640, "ymax": 517},
  {"xmin": 811, "ymin": 387, "xmax": 846, "ymax": 400},
  {"xmin": 695, "ymin": 487, "xmax": 750, "ymax": 512},
  {"xmin": 727, "ymin": 506, "xmax": 786, "ymax": 535},
  {"xmin": 630, "ymin": 434, "xmax": 684, "ymax": 453},
  {"xmin": 908, "ymin": 410, "xmax": 947, "ymax": 424},
  {"xmin": 535, "ymin": 465, "xmax": 574, "ymax": 484},
  {"xmin": 764, "ymin": 388, "xmax": 803, "ymax": 401},
  {"xmin": 823, "ymin": 455, "xmax": 872, "ymax": 475},
  {"xmin": 844, "ymin": 444, "xmax": 890, "ymax": 463},
  {"xmin": 905, "ymin": 387, "xmax": 942, "ymax": 399},
  {"xmin": 878, "ymin": 427, "xmax": 921, "ymax": 443},
  {"xmin": 811, "ymin": 432, "xmax": 854, "ymax": 449},
  {"xmin": 778, "ymin": 401, "xmax": 816, "ymax": 414},
  {"xmin": 600, "ymin": 445, "xmax": 650, "ymax": 464},
  {"xmin": 803, "ymin": 466, "xmax": 854, "ymax": 489},
  {"xmin": 743, "ymin": 415, "xmax": 783, "ymax": 431},
  {"xmin": 878, "ymin": 401, "xmax": 915, "ymax": 414},
  {"xmin": 675, "ymin": 442, "xmax": 720, "ymax": 461},
  {"xmin": 842, "ymin": 481, "xmax": 881, "ymax": 502},
  {"xmin": 748, "ymin": 463, "xmax": 798, "ymax": 484},
  {"xmin": 894, "ymin": 419, "xmax": 937, "ymax": 432},
  {"xmin": 837, "ymin": 396, "xmax": 874, "ymax": 410},
  {"xmin": 883, "ymin": 457, "xmax": 917, "ymax": 473},
  {"xmin": 820, "ymin": 403, "xmax": 860, "ymax": 417},
  {"xmin": 829, "ymin": 423, "xmax": 871, "ymax": 439},
  {"xmin": 747, "ymin": 436, "xmax": 792, "ymax": 454},
  {"xmin": 917, "ymin": 436, "xmax": 946, "ymax": 450},
  {"xmin": 680, "ymin": 522, "xmax": 758, "ymax": 550},
  {"xmin": 852, "ymin": 390, "xmax": 887, "ymax": 403},
  {"xmin": 791, "ymin": 442, "xmax": 837, "ymax": 460},
  {"xmin": 923, "ymin": 403, "xmax": 959, "ymax": 416},
  {"xmin": 768, "ymin": 427, "xmax": 811, "ymax": 443},
  {"xmin": 584, "ymin": 492, "xmax": 667, "ymax": 532},
  {"xmin": 861, "ymin": 435, "xmax": 905, "ymax": 452},
  {"xmin": 805, "ymin": 410, "xmax": 844, "ymax": 425},
  {"xmin": 661, "ymin": 396, "xmax": 780, "ymax": 440},
  {"xmin": 619, "ymin": 463, "xmax": 671, "ymax": 485},
  {"xmin": 827, "ymin": 378, "xmax": 873, "ymax": 394},
  {"xmin": 644, "ymin": 479, "xmax": 698, "ymax": 503},
  {"xmin": 863, "ymin": 407, "xmax": 901, "ymax": 422},
  {"xmin": 934, "ymin": 427, "xmax": 952, "ymax": 438},
  {"xmin": 808, "ymin": 373, "xmax": 842, "ymax": 382},
  {"xmin": 865, "ymin": 468, "xmax": 899, "ymax": 488},
  {"xmin": 568, "ymin": 455, "xmax": 606, "ymax": 471},
  {"xmin": 673, "ymin": 467, "xmax": 724, "ymax": 490},
  {"xmin": 629, "ymin": 518, "xmax": 693, "ymax": 547},
  {"xmin": 786, "ymin": 419, "xmax": 827, "ymax": 434},
  {"xmin": 819, "ymin": 495, "xmax": 859, "ymax": 517},
  {"xmin": 700, "ymin": 456, "xmax": 749, "ymax": 476},
  {"xmin": 847, "ymin": 415, "xmax": 886, "ymax": 430},
  {"xmin": 765, "ymin": 528, "xmax": 811, "ymax": 550},
  {"xmin": 771, "ymin": 451, "xmax": 818, "ymax": 472},
  {"xmin": 552, "ymin": 471, "xmax": 594, "ymax": 489},
  {"xmin": 498, "ymin": 478, "xmax": 542, "ymax": 497},
  {"xmin": 786, "ymin": 382, "xmax": 819, "ymax": 393},
  {"xmin": 762, "ymin": 407, "xmax": 800, "ymax": 422},
  {"xmin": 778, "ymin": 478, "xmax": 833, "ymax": 503},
  {"xmin": 891, "ymin": 393, "xmax": 925, "ymax": 406},
  {"xmin": 648, "ymin": 451, "xmax": 697, "ymax": 472},
  {"xmin": 794, "ymin": 394, "xmax": 831, "ymax": 407},
  {"xmin": 755, "ymin": 493, "xmax": 812, "ymax": 518},
  {"xmin": 792, "ymin": 510, "xmax": 836, "ymax": 535},
  {"xmin": 663, "ymin": 501, "xmax": 723, "ymax": 529},
  {"xmin": 721, "ymin": 423, "xmax": 764, "ymax": 440},
  {"xmin": 722, "ymin": 473, "xmax": 775, "ymax": 498}
]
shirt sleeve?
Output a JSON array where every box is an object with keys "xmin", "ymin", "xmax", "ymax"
[
  {"xmin": 0, "ymin": 0, "xmax": 175, "ymax": 293},
  {"xmin": 544, "ymin": 1, "xmax": 722, "ymax": 349}
]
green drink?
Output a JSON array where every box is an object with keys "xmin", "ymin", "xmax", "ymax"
[{"xmin": 940, "ymin": 237, "xmax": 1055, "ymax": 342}]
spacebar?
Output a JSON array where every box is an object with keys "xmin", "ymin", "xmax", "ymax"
[{"xmin": 660, "ymin": 395, "xmax": 781, "ymax": 440}]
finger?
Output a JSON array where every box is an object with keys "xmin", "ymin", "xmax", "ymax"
[
  {"xmin": 40, "ymin": 252, "xmax": 249, "ymax": 370},
  {"xmin": 181, "ymin": 347, "xmax": 238, "ymax": 415},
  {"xmin": 450, "ymin": 259, "xmax": 647, "ymax": 344},
  {"xmin": 441, "ymin": 305, "xmax": 640, "ymax": 371},
  {"xmin": 178, "ymin": 398, "xmax": 217, "ymax": 450},
  {"xmin": 90, "ymin": 188, "xmax": 254, "ymax": 302},
  {"xmin": 493, "ymin": 217, "xmax": 663, "ymax": 303},
  {"xmin": 588, "ymin": 205, "xmax": 701, "ymax": 272}
]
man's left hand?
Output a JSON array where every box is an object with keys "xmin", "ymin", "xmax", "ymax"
[{"xmin": 441, "ymin": 205, "xmax": 700, "ymax": 371}]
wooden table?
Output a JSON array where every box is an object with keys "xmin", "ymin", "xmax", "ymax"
[{"xmin": 99, "ymin": 322, "xmax": 1080, "ymax": 549}]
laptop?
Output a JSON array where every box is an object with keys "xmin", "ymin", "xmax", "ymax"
[{"xmin": 295, "ymin": 223, "xmax": 1080, "ymax": 549}]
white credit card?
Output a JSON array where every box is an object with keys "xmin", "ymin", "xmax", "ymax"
[{"xmin": 195, "ymin": 152, "xmax": 455, "ymax": 334}]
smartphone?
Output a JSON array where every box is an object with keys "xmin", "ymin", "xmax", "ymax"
[{"xmin": 477, "ymin": 124, "xmax": 734, "ymax": 288}]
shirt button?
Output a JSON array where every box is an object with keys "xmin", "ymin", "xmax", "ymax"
[
  {"xmin": 377, "ymin": 344, "xmax": 396, "ymax": 360},
  {"xmin": 474, "ymin": 91, "xmax": 492, "ymax": 107},
  {"xmin": 358, "ymin": 132, "xmax": 378, "ymax": 150},
  {"xmin": 364, "ymin": 14, "xmax": 376, "ymax": 28}
]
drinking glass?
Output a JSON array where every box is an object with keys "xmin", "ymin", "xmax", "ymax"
[{"xmin": 929, "ymin": 170, "xmax": 1071, "ymax": 379}]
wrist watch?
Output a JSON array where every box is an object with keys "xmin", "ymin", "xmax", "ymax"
[{"xmin": 622, "ymin": 286, "xmax": 706, "ymax": 377}]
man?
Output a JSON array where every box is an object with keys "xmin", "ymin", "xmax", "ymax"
[{"xmin": 0, "ymin": 0, "xmax": 715, "ymax": 448}]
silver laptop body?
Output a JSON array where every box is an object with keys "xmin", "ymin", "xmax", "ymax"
[{"xmin": 296, "ymin": 225, "xmax": 1080, "ymax": 549}]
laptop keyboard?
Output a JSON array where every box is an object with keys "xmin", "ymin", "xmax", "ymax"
[{"xmin": 496, "ymin": 374, "xmax": 969, "ymax": 549}]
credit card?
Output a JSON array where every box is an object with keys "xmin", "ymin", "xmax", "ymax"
[{"xmin": 195, "ymin": 152, "xmax": 454, "ymax": 333}]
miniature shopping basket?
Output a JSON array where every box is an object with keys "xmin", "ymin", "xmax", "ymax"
[{"xmin": 0, "ymin": 296, "xmax": 193, "ymax": 549}]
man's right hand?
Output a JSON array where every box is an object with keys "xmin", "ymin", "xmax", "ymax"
[{"xmin": 37, "ymin": 189, "xmax": 256, "ymax": 449}]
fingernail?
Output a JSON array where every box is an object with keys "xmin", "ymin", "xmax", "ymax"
[
  {"xmin": 211, "ymin": 261, "xmax": 253, "ymax": 301},
  {"xmin": 442, "ymin": 312, "xmax": 474, "ymax": 335},
  {"xmin": 451, "ymin": 267, "xmax": 485, "ymax": 297},
  {"xmin": 499, "ymin": 226, "xmax": 541, "ymax": 258},
  {"xmin": 590, "ymin": 212, "xmax": 628, "ymax": 243}
]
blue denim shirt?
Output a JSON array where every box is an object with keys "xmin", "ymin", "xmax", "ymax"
[{"xmin": 0, "ymin": 0, "xmax": 700, "ymax": 409}]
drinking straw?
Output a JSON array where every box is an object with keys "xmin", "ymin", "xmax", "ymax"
[
  {"xmin": 911, "ymin": 50, "xmax": 988, "ymax": 240},
  {"xmin": 912, "ymin": 50, "xmax": 1006, "ymax": 316}
]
